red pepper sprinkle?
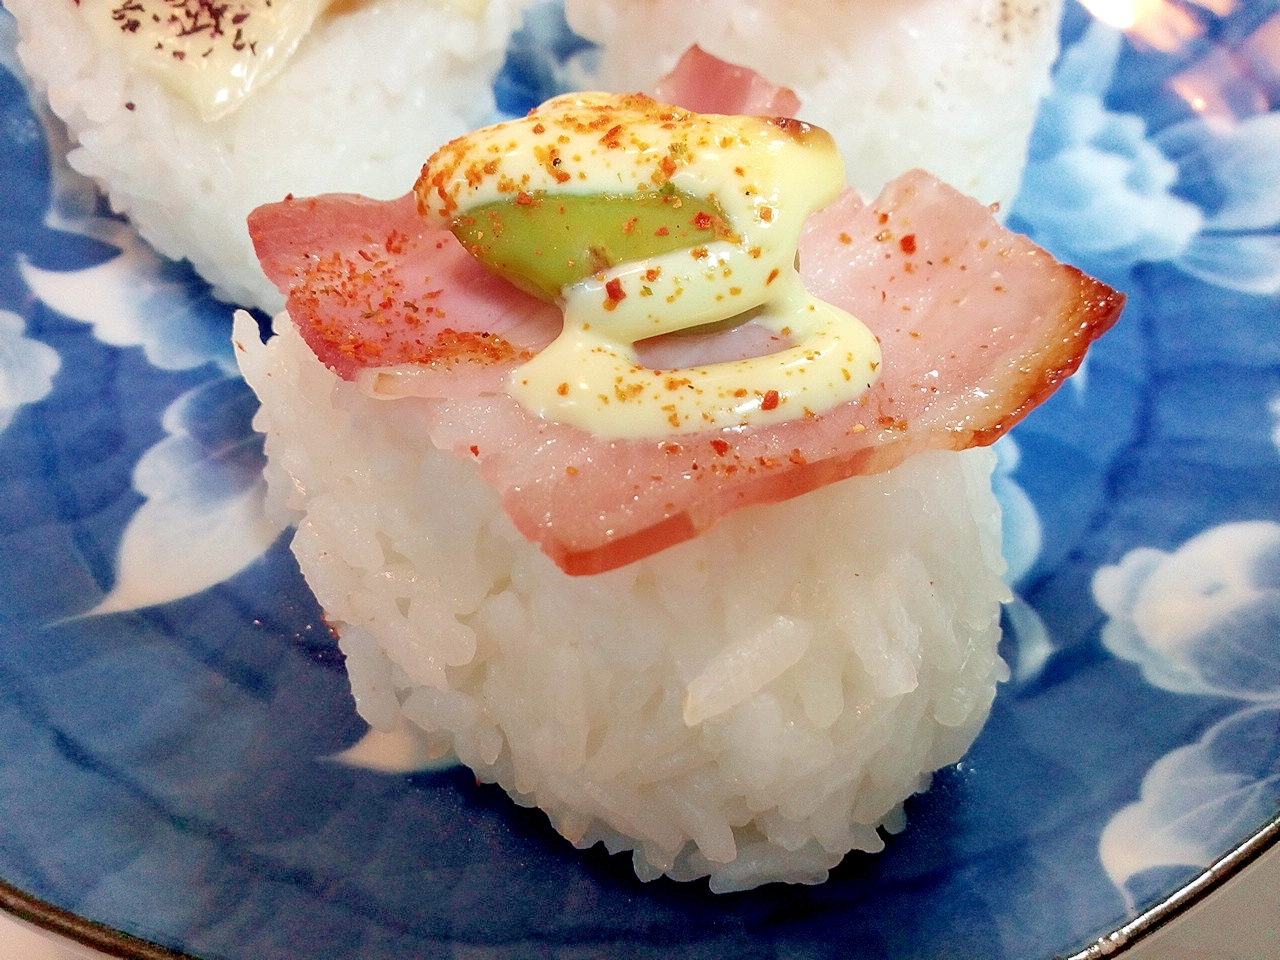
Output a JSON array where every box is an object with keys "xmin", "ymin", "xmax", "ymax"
[{"xmin": 761, "ymin": 389, "xmax": 780, "ymax": 411}]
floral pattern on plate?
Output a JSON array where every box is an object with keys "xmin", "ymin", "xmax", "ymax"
[{"xmin": 0, "ymin": 3, "xmax": 1278, "ymax": 959}]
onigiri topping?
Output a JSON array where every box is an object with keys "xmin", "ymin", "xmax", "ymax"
[
  {"xmin": 74, "ymin": 0, "xmax": 334, "ymax": 121},
  {"xmin": 417, "ymin": 93, "xmax": 883, "ymax": 438}
]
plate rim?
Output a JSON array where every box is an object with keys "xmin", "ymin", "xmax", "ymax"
[{"xmin": 3, "ymin": 813, "xmax": 1279, "ymax": 960}]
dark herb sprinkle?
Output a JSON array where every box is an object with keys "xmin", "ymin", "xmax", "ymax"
[{"xmin": 100, "ymin": 0, "xmax": 269, "ymax": 60}]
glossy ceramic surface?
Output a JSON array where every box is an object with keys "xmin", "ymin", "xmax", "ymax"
[{"xmin": 0, "ymin": 2, "xmax": 1278, "ymax": 958}]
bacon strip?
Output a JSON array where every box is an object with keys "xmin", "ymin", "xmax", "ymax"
[
  {"xmin": 651, "ymin": 44, "xmax": 803, "ymax": 117},
  {"xmin": 249, "ymin": 192, "xmax": 560, "ymax": 394},
  {"xmin": 248, "ymin": 53, "xmax": 1123, "ymax": 575}
]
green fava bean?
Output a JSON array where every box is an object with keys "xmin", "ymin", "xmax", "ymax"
[{"xmin": 449, "ymin": 188, "xmax": 737, "ymax": 302}]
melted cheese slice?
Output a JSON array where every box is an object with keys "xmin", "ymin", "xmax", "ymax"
[{"xmin": 76, "ymin": 0, "xmax": 334, "ymax": 121}]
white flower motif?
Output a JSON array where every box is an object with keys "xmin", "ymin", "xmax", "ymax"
[
  {"xmin": 1158, "ymin": 110, "xmax": 1280, "ymax": 294},
  {"xmin": 0, "ymin": 309, "xmax": 59, "ymax": 433},
  {"xmin": 991, "ymin": 436, "xmax": 1053, "ymax": 684},
  {"xmin": 1094, "ymin": 522, "xmax": 1280, "ymax": 904},
  {"xmin": 993, "ymin": 436, "xmax": 1044, "ymax": 587},
  {"xmin": 1093, "ymin": 521, "xmax": 1280, "ymax": 699},
  {"xmin": 1099, "ymin": 704, "xmax": 1280, "ymax": 912},
  {"xmin": 1015, "ymin": 21, "xmax": 1203, "ymax": 273},
  {"xmin": 19, "ymin": 218, "xmax": 240, "ymax": 376},
  {"xmin": 1271, "ymin": 395, "xmax": 1280, "ymax": 453},
  {"xmin": 1015, "ymin": 19, "xmax": 1280, "ymax": 293},
  {"xmin": 87, "ymin": 379, "xmax": 281, "ymax": 615}
]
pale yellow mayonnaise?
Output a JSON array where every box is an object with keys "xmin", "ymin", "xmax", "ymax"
[
  {"xmin": 75, "ymin": 0, "xmax": 333, "ymax": 121},
  {"xmin": 418, "ymin": 93, "xmax": 882, "ymax": 439}
]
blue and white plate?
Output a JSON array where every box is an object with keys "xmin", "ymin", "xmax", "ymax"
[{"xmin": 1, "ymin": 3, "xmax": 1278, "ymax": 958}]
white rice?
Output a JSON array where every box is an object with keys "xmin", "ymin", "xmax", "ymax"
[
  {"xmin": 7, "ymin": 0, "xmax": 533, "ymax": 311},
  {"xmin": 235, "ymin": 312, "xmax": 1012, "ymax": 891}
]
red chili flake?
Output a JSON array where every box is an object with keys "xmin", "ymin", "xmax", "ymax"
[
  {"xmin": 384, "ymin": 230, "xmax": 407, "ymax": 255},
  {"xmin": 878, "ymin": 211, "xmax": 890, "ymax": 225},
  {"xmin": 532, "ymin": 122, "xmax": 546, "ymax": 134},
  {"xmin": 788, "ymin": 449, "xmax": 807, "ymax": 466},
  {"xmin": 605, "ymin": 277, "xmax": 626, "ymax": 302},
  {"xmin": 600, "ymin": 123, "xmax": 624, "ymax": 148},
  {"xmin": 761, "ymin": 389, "xmax": 780, "ymax": 411},
  {"xmin": 654, "ymin": 226, "xmax": 670, "ymax": 237},
  {"xmin": 710, "ymin": 438, "xmax": 730, "ymax": 456},
  {"xmin": 469, "ymin": 445, "xmax": 480, "ymax": 456},
  {"xmin": 766, "ymin": 267, "xmax": 780, "ymax": 285},
  {"xmin": 515, "ymin": 191, "xmax": 536, "ymax": 206},
  {"xmin": 838, "ymin": 232, "xmax": 852, "ymax": 244},
  {"xmin": 691, "ymin": 210, "xmax": 715, "ymax": 231},
  {"xmin": 556, "ymin": 382, "xmax": 570, "ymax": 396},
  {"xmin": 899, "ymin": 234, "xmax": 917, "ymax": 255}
]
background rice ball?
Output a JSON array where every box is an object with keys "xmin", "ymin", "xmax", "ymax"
[{"xmin": 565, "ymin": 0, "xmax": 1062, "ymax": 209}]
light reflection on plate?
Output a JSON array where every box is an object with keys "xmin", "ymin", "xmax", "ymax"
[{"xmin": 0, "ymin": 2, "xmax": 1278, "ymax": 959}]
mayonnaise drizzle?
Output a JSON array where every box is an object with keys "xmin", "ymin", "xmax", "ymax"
[{"xmin": 417, "ymin": 93, "xmax": 882, "ymax": 438}]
